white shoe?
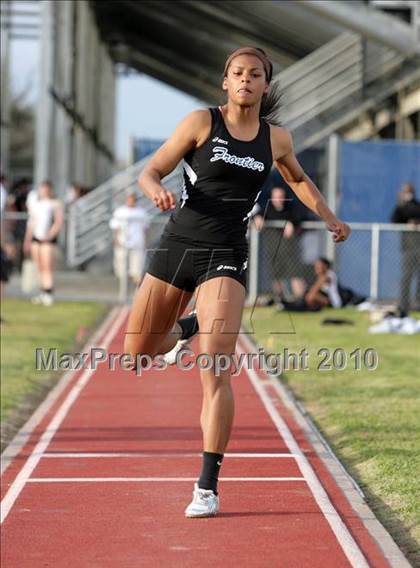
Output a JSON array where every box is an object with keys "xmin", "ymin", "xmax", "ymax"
[
  {"xmin": 41, "ymin": 293, "xmax": 54, "ymax": 306},
  {"xmin": 356, "ymin": 300, "xmax": 378, "ymax": 312},
  {"xmin": 163, "ymin": 309, "xmax": 198, "ymax": 365},
  {"xmin": 398, "ymin": 317, "xmax": 420, "ymax": 335},
  {"xmin": 368, "ymin": 316, "xmax": 402, "ymax": 334},
  {"xmin": 31, "ymin": 292, "xmax": 54, "ymax": 306},
  {"xmin": 163, "ymin": 338, "xmax": 191, "ymax": 365},
  {"xmin": 184, "ymin": 482, "xmax": 220, "ymax": 518}
]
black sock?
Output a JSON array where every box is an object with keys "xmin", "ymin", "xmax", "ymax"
[
  {"xmin": 178, "ymin": 312, "xmax": 199, "ymax": 340},
  {"xmin": 43, "ymin": 287, "xmax": 53, "ymax": 294},
  {"xmin": 198, "ymin": 451, "xmax": 224, "ymax": 494}
]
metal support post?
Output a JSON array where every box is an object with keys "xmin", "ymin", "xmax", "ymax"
[
  {"xmin": 326, "ymin": 134, "xmax": 340, "ymax": 263},
  {"xmin": 247, "ymin": 224, "xmax": 260, "ymax": 306},
  {"xmin": 370, "ymin": 223, "xmax": 380, "ymax": 301}
]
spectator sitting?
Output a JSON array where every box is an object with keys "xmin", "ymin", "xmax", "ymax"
[
  {"xmin": 306, "ymin": 257, "xmax": 342, "ymax": 309},
  {"xmin": 277, "ymin": 257, "xmax": 365, "ymax": 312}
]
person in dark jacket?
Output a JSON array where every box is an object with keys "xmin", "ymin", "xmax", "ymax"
[
  {"xmin": 252, "ymin": 186, "xmax": 306, "ymax": 303},
  {"xmin": 390, "ymin": 183, "xmax": 420, "ymax": 314}
]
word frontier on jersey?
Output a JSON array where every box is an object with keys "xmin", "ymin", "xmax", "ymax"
[{"xmin": 210, "ymin": 146, "xmax": 265, "ymax": 172}]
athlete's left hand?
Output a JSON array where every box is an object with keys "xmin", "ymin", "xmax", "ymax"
[
  {"xmin": 326, "ymin": 219, "xmax": 351, "ymax": 243},
  {"xmin": 151, "ymin": 187, "xmax": 177, "ymax": 211}
]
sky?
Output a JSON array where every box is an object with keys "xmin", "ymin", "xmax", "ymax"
[
  {"xmin": 8, "ymin": 38, "xmax": 206, "ymax": 162},
  {"xmin": 115, "ymin": 74, "xmax": 205, "ymax": 161}
]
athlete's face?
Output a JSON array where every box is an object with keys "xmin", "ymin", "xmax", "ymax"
[{"xmin": 223, "ymin": 54, "xmax": 269, "ymax": 107}]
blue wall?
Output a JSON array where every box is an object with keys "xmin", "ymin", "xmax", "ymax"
[
  {"xmin": 338, "ymin": 140, "xmax": 420, "ymax": 223},
  {"xmin": 133, "ymin": 138, "xmax": 164, "ymax": 161},
  {"xmin": 337, "ymin": 140, "xmax": 420, "ymax": 298}
]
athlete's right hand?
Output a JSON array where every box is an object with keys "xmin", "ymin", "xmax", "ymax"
[{"xmin": 151, "ymin": 188, "xmax": 176, "ymax": 211}]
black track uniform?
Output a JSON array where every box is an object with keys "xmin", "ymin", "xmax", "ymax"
[{"xmin": 147, "ymin": 106, "xmax": 273, "ymax": 291}]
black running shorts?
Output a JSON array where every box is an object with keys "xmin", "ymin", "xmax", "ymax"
[
  {"xmin": 146, "ymin": 232, "xmax": 248, "ymax": 292},
  {"xmin": 31, "ymin": 236, "xmax": 58, "ymax": 244}
]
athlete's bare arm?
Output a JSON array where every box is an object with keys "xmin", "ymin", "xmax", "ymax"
[
  {"xmin": 270, "ymin": 126, "xmax": 351, "ymax": 243},
  {"xmin": 138, "ymin": 110, "xmax": 211, "ymax": 212}
]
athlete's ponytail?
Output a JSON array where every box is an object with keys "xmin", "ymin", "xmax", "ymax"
[
  {"xmin": 259, "ymin": 83, "xmax": 283, "ymax": 127},
  {"xmin": 223, "ymin": 46, "xmax": 283, "ymax": 127}
]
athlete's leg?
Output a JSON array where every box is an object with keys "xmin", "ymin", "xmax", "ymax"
[
  {"xmin": 38, "ymin": 243, "xmax": 55, "ymax": 290},
  {"xmin": 30, "ymin": 241, "xmax": 40, "ymax": 268},
  {"xmin": 30, "ymin": 241, "xmax": 41, "ymax": 289},
  {"xmin": 186, "ymin": 275, "xmax": 244, "ymax": 502},
  {"xmin": 124, "ymin": 273, "xmax": 194, "ymax": 365},
  {"xmin": 195, "ymin": 276, "xmax": 245, "ymax": 453}
]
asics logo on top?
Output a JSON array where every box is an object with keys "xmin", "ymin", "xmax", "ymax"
[
  {"xmin": 210, "ymin": 147, "xmax": 265, "ymax": 172},
  {"xmin": 216, "ymin": 264, "xmax": 238, "ymax": 271},
  {"xmin": 212, "ymin": 137, "xmax": 228, "ymax": 145}
]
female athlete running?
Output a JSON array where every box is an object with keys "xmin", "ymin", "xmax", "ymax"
[{"xmin": 124, "ymin": 47, "xmax": 351, "ymax": 517}]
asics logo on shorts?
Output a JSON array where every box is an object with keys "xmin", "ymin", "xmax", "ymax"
[
  {"xmin": 210, "ymin": 147, "xmax": 265, "ymax": 172},
  {"xmin": 216, "ymin": 264, "xmax": 237, "ymax": 271}
]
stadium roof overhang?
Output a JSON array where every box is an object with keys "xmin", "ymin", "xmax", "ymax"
[
  {"xmin": 90, "ymin": 0, "xmax": 419, "ymax": 103},
  {"xmin": 90, "ymin": 0, "xmax": 345, "ymax": 102}
]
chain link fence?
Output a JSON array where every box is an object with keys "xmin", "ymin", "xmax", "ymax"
[
  {"xmin": 246, "ymin": 221, "xmax": 420, "ymax": 311},
  {"xmin": 3, "ymin": 210, "xmax": 419, "ymax": 311}
]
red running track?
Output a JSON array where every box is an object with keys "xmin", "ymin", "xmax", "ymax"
[{"xmin": 1, "ymin": 307, "xmax": 394, "ymax": 567}]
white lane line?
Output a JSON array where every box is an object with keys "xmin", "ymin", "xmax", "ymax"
[
  {"xmin": 27, "ymin": 477, "xmax": 306, "ymax": 483},
  {"xmin": 1, "ymin": 307, "xmax": 120, "ymax": 476},
  {"xmin": 41, "ymin": 452, "xmax": 298, "ymax": 459},
  {"xmin": 238, "ymin": 333, "xmax": 370, "ymax": 568},
  {"xmin": 0, "ymin": 307, "xmax": 129, "ymax": 525}
]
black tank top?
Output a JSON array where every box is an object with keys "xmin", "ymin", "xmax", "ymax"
[{"xmin": 162, "ymin": 106, "xmax": 273, "ymax": 250}]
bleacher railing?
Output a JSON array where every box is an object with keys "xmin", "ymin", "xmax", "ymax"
[
  {"xmin": 66, "ymin": 158, "xmax": 183, "ymax": 267},
  {"xmin": 277, "ymin": 32, "xmax": 407, "ymax": 151}
]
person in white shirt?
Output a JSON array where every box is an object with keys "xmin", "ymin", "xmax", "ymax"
[
  {"xmin": 109, "ymin": 191, "xmax": 150, "ymax": 286},
  {"xmin": 26, "ymin": 187, "xmax": 39, "ymax": 217},
  {"xmin": 23, "ymin": 181, "xmax": 64, "ymax": 306}
]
